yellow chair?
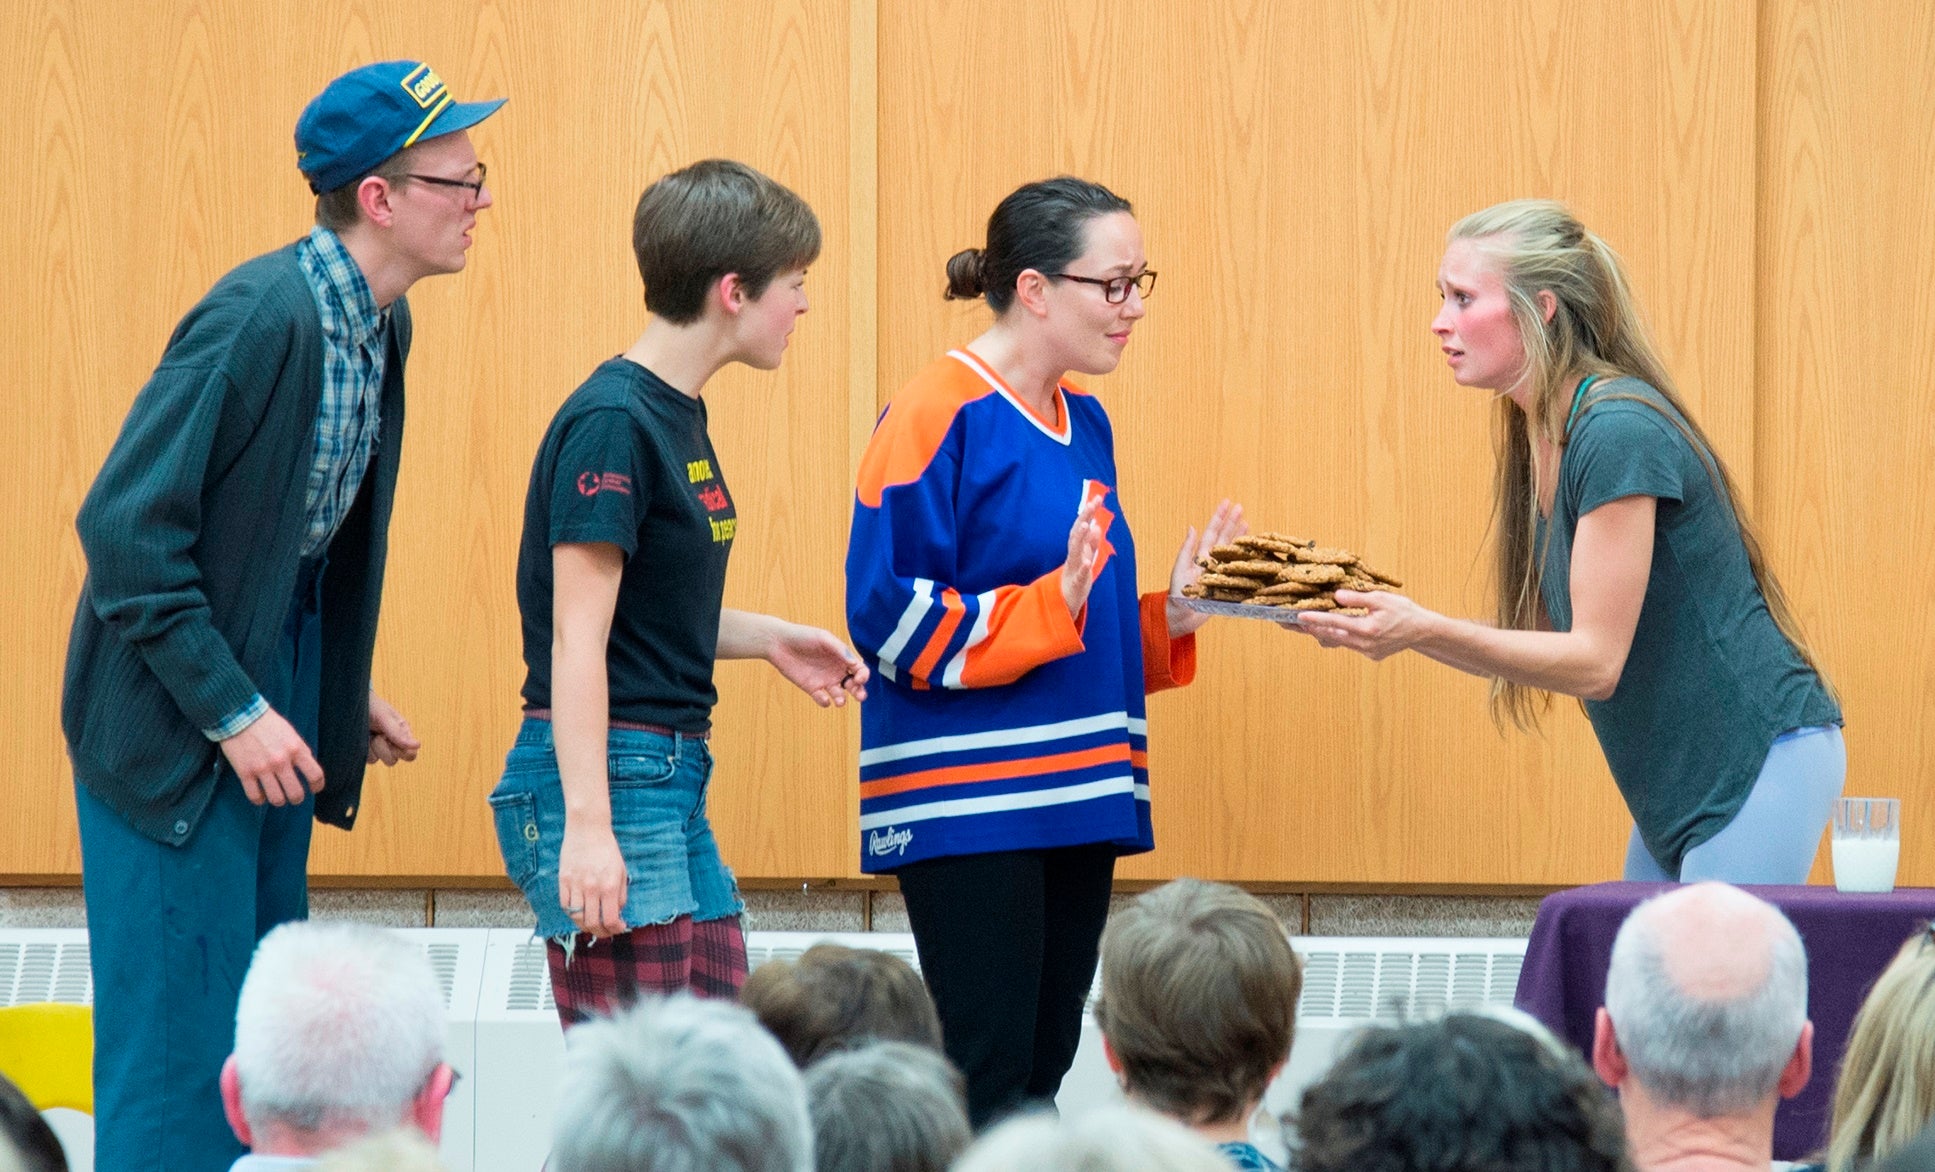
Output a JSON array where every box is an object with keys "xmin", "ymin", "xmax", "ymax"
[{"xmin": 0, "ymin": 1003, "xmax": 92, "ymax": 1113}]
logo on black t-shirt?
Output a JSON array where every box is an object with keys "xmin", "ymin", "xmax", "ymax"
[{"xmin": 576, "ymin": 470, "xmax": 633, "ymax": 496}]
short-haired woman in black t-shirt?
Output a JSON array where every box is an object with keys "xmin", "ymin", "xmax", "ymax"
[
  {"xmin": 490, "ymin": 161, "xmax": 868, "ymax": 1027},
  {"xmin": 1294, "ymin": 199, "xmax": 1842, "ymax": 884}
]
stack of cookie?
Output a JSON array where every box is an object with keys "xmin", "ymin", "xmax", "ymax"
[{"xmin": 1179, "ymin": 532, "xmax": 1402, "ymax": 615}]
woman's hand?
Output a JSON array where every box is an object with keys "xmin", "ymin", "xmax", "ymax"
[
  {"xmin": 1287, "ymin": 589, "xmax": 1435, "ymax": 660},
  {"xmin": 768, "ymin": 622, "xmax": 870, "ymax": 707},
  {"xmin": 558, "ymin": 822, "xmax": 629, "ymax": 938},
  {"xmin": 1060, "ymin": 494, "xmax": 1105, "ymax": 618},
  {"xmin": 1165, "ymin": 499, "xmax": 1247, "ymax": 637}
]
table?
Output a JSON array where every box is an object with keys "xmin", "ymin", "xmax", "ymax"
[{"xmin": 1514, "ymin": 882, "xmax": 1935, "ymax": 1161}]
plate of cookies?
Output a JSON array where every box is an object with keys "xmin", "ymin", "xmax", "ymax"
[{"xmin": 1178, "ymin": 532, "xmax": 1402, "ymax": 622}]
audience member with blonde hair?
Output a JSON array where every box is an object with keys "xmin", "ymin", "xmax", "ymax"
[
  {"xmin": 1093, "ymin": 878, "xmax": 1301, "ymax": 1170},
  {"xmin": 738, "ymin": 942, "xmax": 942, "ymax": 1067},
  {"xmin": 803, "ymin": 1040, "xmax": 970, "ymax": 1172},
  {"xmin": 1793, "ymin": 927, "xmax": 1935, "ymax": 1172},
  {"xmin": 953, "ymin": 1106, "xmax": 1229, "ymax": 1172}
]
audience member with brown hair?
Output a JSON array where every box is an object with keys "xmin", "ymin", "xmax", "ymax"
[
  {"xmin": 738, "ymin": 942, "xmax": 942, "ymax": 1066},
  {"xmin": 1296, "ymin": 1012, "xmax": 1632, "ymax": 1172},
  {"xmin": 803, "ymin": 1040, "xmax": 970, "ymax": 1172},
  {"xmin": 1093, "ymin": 878, "xmax": 1301, "ymax": 1170},
  {"xmin": 1791, "ymin": 926, "xmax": 1935, "ymax": 1172}
]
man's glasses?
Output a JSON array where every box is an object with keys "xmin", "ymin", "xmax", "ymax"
[
  {"xmin": 1047, "ymin": 270, "xmax": 1158, "ymax": 304},
  {"xmin": 403, "ymin": 162, "xmax": 488, "ymax": 200}
]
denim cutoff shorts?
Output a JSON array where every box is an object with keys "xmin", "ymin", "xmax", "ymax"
[{"xmin": 488, "ymin": 716, "xmax": 744, "ymax": 941}]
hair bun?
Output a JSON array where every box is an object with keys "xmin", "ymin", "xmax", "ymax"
[{"xmin": 943, "ymin": 248, "xmax": 987, "ymax": 300}]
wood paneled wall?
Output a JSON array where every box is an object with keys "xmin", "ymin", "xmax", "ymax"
[{"xmin": 3, "ymin": 0, "xmax": 1927, "ymax": 887}]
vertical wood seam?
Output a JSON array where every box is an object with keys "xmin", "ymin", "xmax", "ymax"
[{"xmin": 847, "ymin": 0, "xmax": 879, "ymax": 881}]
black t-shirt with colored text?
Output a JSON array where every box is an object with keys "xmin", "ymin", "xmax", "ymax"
[{"xmin": 516, "ymin": 358, "xmax": 737, "ymax": 731}]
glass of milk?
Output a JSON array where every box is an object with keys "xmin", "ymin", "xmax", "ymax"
[{"xmin": 1831, "ymin": 797, "xmax": 1901, "ymax": 894}]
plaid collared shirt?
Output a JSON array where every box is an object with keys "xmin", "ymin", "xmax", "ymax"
[
  {"xmin": 296, "ymin": 224, "xmax": 390, "ymax": 557},
  {"xmin": 201, "ymin": 228, "xmax": 390, "ymax": 741}
]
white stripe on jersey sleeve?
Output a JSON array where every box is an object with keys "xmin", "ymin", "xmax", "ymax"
[{"xmin": 875, "ymin": 577, "xmax": 936, "ymax": 679}]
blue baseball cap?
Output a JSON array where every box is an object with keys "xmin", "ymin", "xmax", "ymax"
[{"xmin": 295, "ymin": 61, "xmax": 506, "ymax": 194}]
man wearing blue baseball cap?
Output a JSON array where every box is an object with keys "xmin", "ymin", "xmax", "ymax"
[{"xmin": 61, "ymin": 60, "xmax": 503, "ymax": 1171}]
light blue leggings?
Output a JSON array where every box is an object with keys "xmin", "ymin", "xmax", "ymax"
[{"xmin": 1624, "ymin": 725, "xmax": 1846, "ymax": 883}]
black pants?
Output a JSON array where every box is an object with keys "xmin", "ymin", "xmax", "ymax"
[{"xmin": 895, "ymin": 843, "xmax": 1117, "ymax": 1128}]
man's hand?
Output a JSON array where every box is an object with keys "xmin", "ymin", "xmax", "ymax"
[
  {"xmin": 367, "ymin": 691, "xmax": 421, "ymax": 766},
  {"xmin": 220, "ymin": 708, "xmax": 324, "ymax": 806}
]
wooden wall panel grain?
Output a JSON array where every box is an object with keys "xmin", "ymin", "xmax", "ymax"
[{"xmin": 1758, "ymin": 0, "xmax": 1935, "ymax": 887}]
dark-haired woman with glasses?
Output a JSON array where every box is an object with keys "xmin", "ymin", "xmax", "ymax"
[{"xmin": 846, "ymin": 176, "xmax": 1243, "ymax": 1125}]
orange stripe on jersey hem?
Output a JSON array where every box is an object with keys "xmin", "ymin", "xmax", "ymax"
[
  {"xmin": 1130, "ymin": 750, "xmax": 1147, "ymax": 770},
  {"xmin": 907, "ymin": 587, "xmax": 966, "ymax": 690},
  {"xmin": 860, "ymin": 743, "xmax": 1133, "ymax": 800}
]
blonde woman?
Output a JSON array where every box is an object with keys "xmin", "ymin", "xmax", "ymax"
[
  {"xmin": 1297, "ymin": 200, "xmax": 1842, "ymax": 882},
  {"xmin": 1795, "ymin": 929, "xmax": 1935, "ymax": 1172}
]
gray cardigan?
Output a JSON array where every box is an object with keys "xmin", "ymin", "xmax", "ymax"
[{"xmin": 62, "ymin": 242, "xmax": 411, "ymax": 845}]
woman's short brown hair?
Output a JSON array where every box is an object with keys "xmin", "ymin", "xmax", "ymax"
[
  {"xmin": 632, "ymin": 159, "xmax": 821, "ymax": 323},
  {"xmin": 1093, "ymin": 878, "xmax": 1301, "ymax": 1125},
  {"xmin": 738, "ymin": 942, "xmax": 941, "ymax": 1068}
]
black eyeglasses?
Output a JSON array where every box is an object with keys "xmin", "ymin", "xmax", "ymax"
[
  {"xmin": 1046, "ymin": 270, "xmax": 1157, "ymax": 304},
  {"xmin": 403, "ymin": 162, "xmax": 488, "ymax": 200}
]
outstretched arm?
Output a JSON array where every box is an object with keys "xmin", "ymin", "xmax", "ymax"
[
  {"xmin": 719, "ymin": 610, "xmax": 870, "ymax": 707},
  {"xmin": 1293, "ymin": 495, "xmax": 1654, "ymax": 700}
]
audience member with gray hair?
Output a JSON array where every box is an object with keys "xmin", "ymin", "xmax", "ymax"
[
  {"xmin": 1593, "ymin": 882, "xmax": 1813, "ymax": 1171},
  {"xmin": 549, "ymin": 993, "xmax": 811, "ymax": 1172},
  {"xmin": 803, "ymin": 1040, "xmax": 969, "ymax": 1172},
  {"xmin": 219, "ymin": 921, "xmax": 453, "ymax": 1170},
  {"xmin": 953, "ymin": 1106, "xmax": 1229, "ymax": 1172}
]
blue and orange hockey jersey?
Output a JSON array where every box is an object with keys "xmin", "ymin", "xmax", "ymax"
[{"xmin": 845, "ymin": 349, "xmax": 1194, "ymax": 872}]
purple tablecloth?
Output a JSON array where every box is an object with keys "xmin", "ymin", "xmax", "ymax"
[{"xmin": 1515, "ymin": 881, "xmax": 1935, "ymax": 1161}]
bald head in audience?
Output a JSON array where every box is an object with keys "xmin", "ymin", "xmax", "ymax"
[{"xmin": 1593, "ymin": 882, "xmax": 1812, "ymax": 1171}]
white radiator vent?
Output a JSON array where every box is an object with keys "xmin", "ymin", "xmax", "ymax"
[
  {"xmin": 1298, "ymin": 943, "xmax": 1524, "ymax": 1020},
  {"xmin": 422, "ymin": 941, "xmax": 462, "ymax": 1011},
  {"xmin": 506, "ymin": 939, "xmax": 550, "ymax": 1012},
  {"xmin": 0, "ymin": 934, "xmax": 91, "ymax": 1007}
]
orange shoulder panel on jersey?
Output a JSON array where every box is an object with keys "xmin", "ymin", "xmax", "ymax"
[{"xmin": 856, "ymin": 358, "xmax": 996, "ymax": 508}]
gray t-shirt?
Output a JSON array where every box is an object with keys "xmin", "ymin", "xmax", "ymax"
[{"xmin": 1537, "ymin": 378, "xmax": 1841, "ymax": 875}]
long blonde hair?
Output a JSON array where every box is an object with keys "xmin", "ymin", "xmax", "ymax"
[
  {"xmin": 1449, "ymin": 199, "xmax": 1833, "ymax": 729},
  {"xmin": 1823, "ymin": 931, "xmax": 1935, "ymax": 1172}
]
